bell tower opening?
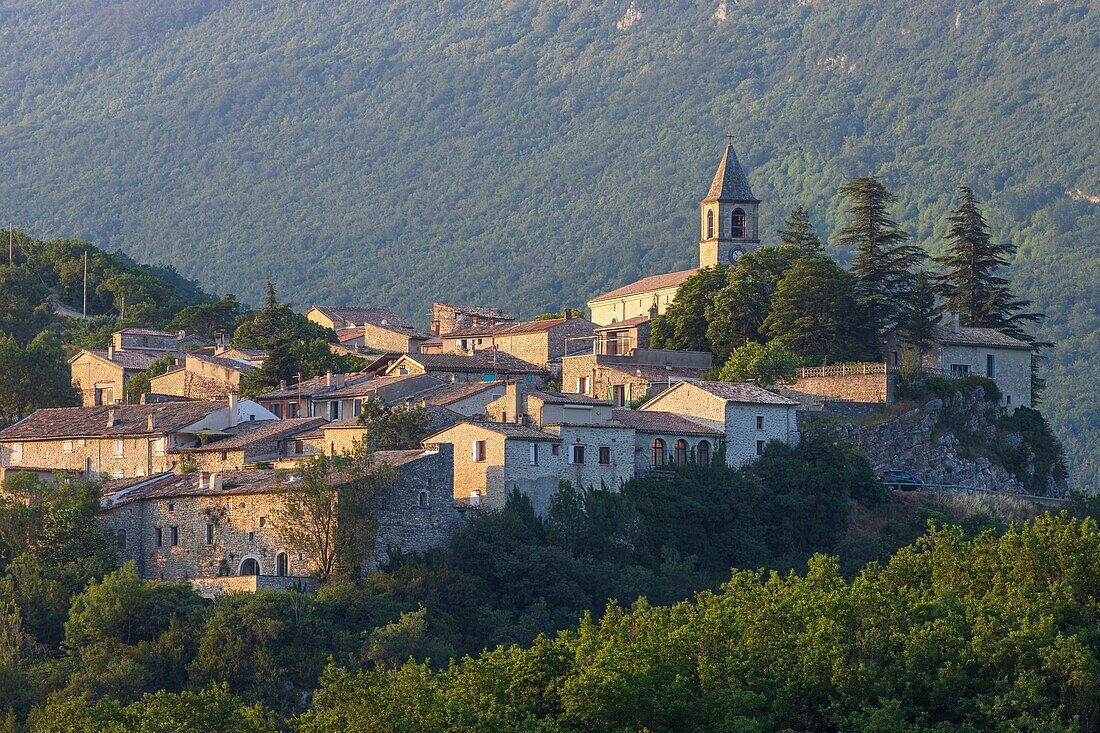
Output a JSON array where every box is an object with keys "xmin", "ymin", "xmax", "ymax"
[{"xmin": 699, "ymin": 140, "xmax": 761, "ymax": 268}]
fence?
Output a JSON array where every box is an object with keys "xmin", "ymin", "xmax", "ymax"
[
  {"xmin": 914, "ymin": 483, "xmax": 1067, "ymax": 508},
  {"xmin": 796, "ymin": 362, "xmax": 886, "ymax": 378}
]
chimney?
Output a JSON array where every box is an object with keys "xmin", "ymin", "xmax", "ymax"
[
  {"xmin": 209, "ymin": 472, "xmax": 223, "ymax": 491},
  {"xmin": 471, "ymin": 314, "xmax": 479, "ymax": 326},
  {"xmin": 106, "ymin": 408, "xmax": 117, "ymax": 428},
  {"xmin": 564, "ymin": 308, "xmax": 572, "ymax": 320},
  {"xmin": 279, "ymin": 379, "xmax": 287, "ymax": 390},
  {"xmin": 228, "ymin": 392, "xmax": 239, "ymax": 428},
  {"xmin": 107, "ymin": 345, "xmax": 115, "ymax": 360},
  {"xmin": 951, "ymin": 312, "xmax": 961, "ymax": 334},
  {"xmin": 505, "ymin": 380, "xmax": 523, "ymax": 424},
  {"xmin": 334, "ymin": 373, "xmax": 346, "ymax": 389},
  {"xmin": 326, "ymin": 371, "xmax": 334, "ymax": 387},
  {"xmin": 147, "ymin": 413, "xmax": 155, "ymax": 431},
  {"xmin": 430, "ymin": 320, "xmax": 440, "ymax": 336},
  {"xmin": 196, "ymin": 470, "xmax": 205, "ymax": 489}
]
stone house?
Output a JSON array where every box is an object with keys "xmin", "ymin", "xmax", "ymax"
[
  {"xmin": 0, "ymin": 398, "xmax": 277, "ymax": 481},
  {"xmin": 97, "ymin": 444, "xmax": 456, "ymax": 589},
  {"xmin": 295, "ymin": 405, "xmax": 464, "ymax": 461},
  {"xmin": 170, "ymin": 417, "xmax": 328, "ymax": 471},
  {"xmin": 420, "ymin": 380, "xmax": 507, "ymax": 416},
  {"xmin": 610, "ymin": 409, "xmax": 725, "ymax": 473},
  {"xmin": 594, "ymin": 314, "xmax": 654, "ymax": 355},
  {"xmin": 148, "ymin": 349, "xmax": 260, "ymax": 401},
  {"xmin": 306, "ymin": 306, "xmax": 431, "ymax": 354},
  {"xmin": 255, "ymin": 373, "xmax": 443, "ymax": 421},
  {"xmin": 111, "ymin": 328, "xmax": 204, "ymax": 354},
  {"xmin": 587, "ymin": 141, "xmax": 763, "ymax": 327},
  {"xmin": 562, "ymin": 349, "xmax": 711, "ymax": 406},
  {"xmin": 439, "ymin": 315, "xmax": 597, "ymax": 373},
  {"xmin": 69, "ymin": 347, "xmax": 164, "ymax": 406},
  {"xmin": 429, "ymin": 302, "xmax": 514, "ymax": 338},
  {"xmin": 883, "ymin": 319, "xmax": 1033, "ymax": 411},
  {"xmin": 484, "ymin": 382, "xmax": 612, "ymax": 427},
  {"xmin": 640, "ymin": 381, "xmax": 798, "ymax": 466},
  {"xmin": 383, "ymin": 351, "xmax": 549, "ymax": 387}
]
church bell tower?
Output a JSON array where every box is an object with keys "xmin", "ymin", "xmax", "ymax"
[{"xmin": 699, "ymin": 141, "xmax": 761, "ymax": 268}]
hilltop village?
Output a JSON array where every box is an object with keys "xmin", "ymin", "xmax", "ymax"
[{"xmin": 0, "ymin": 143, "xmax": 1041, "ymax": 596}]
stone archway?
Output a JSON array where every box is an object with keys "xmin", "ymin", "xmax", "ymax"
[{"xmin": 239, "ymin": 557, "xmax": 261, "ymax": 576}]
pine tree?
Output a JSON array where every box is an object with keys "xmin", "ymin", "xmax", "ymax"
[
  {"xmin": 836, "ymin": 177, "xmax": 924, "ymax": 333},
  {"xmin": 934, "ymin": 186, "xmax": 1049, "ymax": 401},
  {"xmin": 777, "ymin": 206, "xmax": 824, "ymax": 254},
  {"xmin": 898, "ymin": 271, "xmax": 938, "ymax": 354}
]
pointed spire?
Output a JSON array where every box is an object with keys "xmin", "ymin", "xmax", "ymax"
[{"xmin": 701, "ymin": 143, "xmax": 759, "ymax": 203}]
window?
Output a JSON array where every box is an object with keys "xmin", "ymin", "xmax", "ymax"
[
  {"xmin": 167, "ymin": 502, "xmax": 174, "ymax": 512},
  {"xmin": 612, "ymin": 384, "xmax": 626, "ymax": 407},
  {"xmin": 418, "ymin": 490, "xmax": 430, "ymax": 508},
  {"xmin": 756, "ymin": 415, "xmax": 765, "ymax": 430},
  {"xmin": 170, "ymin": 526, "xmax": 179, "ymax": 546},
  {"xmin": 113, "ymin": 439, "xmax": 124, "ymax": 458},
  {"xmin": 154, "ymin": 527, "xmax": 163, "ymax": 548},
  {"xmin": 706, "ymin": 208, "xmax": 715, "ymax": 239},
  {"xmin": 154, "ymin": 437, "xmax": 166, "ymax": 456},
  {"xmin": 116, "ymin": 529, "xmax": 126, "ymax": 550},
  {"xmin": 731, "ymin": 208, "xmax": 746, "ymax": 238},
  {"xmin": 551, "ymin": 444, "xmax": 560, "ymax": 456},
  {"xmin": 599, "ymin": 446, "xmax": 611, "ymax": 465},
  {"xmin": 986, "ymin": 354, "xmax": 996, "ymax": 379},
  {"xmin": 248, "ymin": 531, "xmax": 255, "ymax": 541},
  {"xmin": 63, "ymin": 440, "xmax": 73, "ymax": 453},
  {"xmin": 529, "ymin": 443, "xmax": 540, "ymax": 466},
  {"xmin": 950, "ymin": 364, "xmax": 970, "ymax": 377},
  {"xmin": 95, "ymin": 386, "xmax": 114, "ymax": 405},
  {"xmin": 652, "ymin": 439, "xmax": 666, "ymax": 466},
  {"xmin": 240, "ymin": 558, "xmax": 260, "ymax": 576},
  {"xmin": 472, "ymin": 440, "xmax": 487, "ymax": 462},
  {"xmin": 276, "ymin": 553, "xmax": 288, "ymax": 577},
  {"xmin": 259, "ymin": 516, "xmax": 267, "ymax": 528},
  {"xmin": 697, "ymin": 440, "xmax": 711, "ymax": 465},
  {"xmin": 206, "ymin": 523, "xmax": 214, "ymax": 545},
  {"xmin": 577, "ymin": 376, "xmax": 590, "ymax": 394},
  {"xmin": 675, "ymin": 439, "xmax": 688, "ymax": 466},
  {"xmin": 756, "ymin": 440, "xmax": 766, "ymax": 456},
  {"xmin": 294, "ymin": 440, "xmax": 304, "ymax": 455},
  {"xmin": 1006, "ymin": 395, "xmax": 1012, "ymax": 405},
  {"xmin": 330, "ymin": 401, "xmax": 340, "ymax": 420},
  {"xmin": 570, "ymin": 445, "xmax": 585, "ymax": 464},
  {"xmin": 10, "ymin": 443, "xmax": 21, "ymax": 463},
  {"xmin": 353, "ymin": 399, "xmax": 363, "ymax": 417}
]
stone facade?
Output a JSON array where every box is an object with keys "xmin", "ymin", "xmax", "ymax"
[
  {"xmin": 562, "ymin": 350, "xmax": 711, "ymax": 406},
  {"xmin": 933, "ymin": 344, "xmax": 1031, "ymax": 411},
  {"xmin": 430, "ymin": 303, "xmax": 514, "ymax": 337},
  {"xmin": 70, "ymin": 352, "xmax": 129, "ymax": 407},
  {"xmin": 371, "ymin": 446, "xmax": 457, "ymax": 565},
  {"xmin": 547, "ymin": 423, "xmax": 635, "ymax": 494},
  {"xmin": 641, "ymin": 382, "xmax": 798, "ymax": 467},
  {"xmin": 789, "ymin": 363, "xmax": 895, "ymax": 404},
  {"xmin": 588, "ymin": 277, "xmax": 689, "ymax": 327}
]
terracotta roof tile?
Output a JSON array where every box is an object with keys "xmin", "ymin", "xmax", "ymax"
[
  {"xmin": 610, "ymin": 409, "xmax": 723, "ymax": 436},
  {"xmin": 589, "ymin": 268, "xmax": 698, "ymax": 304},
  {"xmin": 176, "ymin": 417, "xmax": 327, "ymax": 453},
  {"xmin": 0, "ymin": 402, "xmax": 228, "ymax": 440},
  {"xmin": 702, "ymin": 144, "xmax": 759, "ymax": 203},
  {"xmin": 932, "ymin": 325, "xmax": 1032, "ymax": 349},
  {"xmin": 685, "ymin": 381, "xmax": 799, "ymax": 405}
]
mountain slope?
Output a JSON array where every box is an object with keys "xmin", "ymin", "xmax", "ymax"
[{"xmin": 0, "ymin": 0, "xmax": 1096, "ymax": 484}]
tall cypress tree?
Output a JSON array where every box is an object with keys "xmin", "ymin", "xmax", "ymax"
[
  {"xmin": 933, "ymin": 186, "xmax": 1048, "ymax": 401},
  {"xmin": 836, "ymin": 176, "xmax": 925, "ymax": 333},
  {"xmin": 777, "ymin": 206, "xmax": 824, "ymax": 254}
]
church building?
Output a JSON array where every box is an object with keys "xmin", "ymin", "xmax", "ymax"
[{"xmin": 587, "ymin": 143, "xmax": 761, "ymax": 327}]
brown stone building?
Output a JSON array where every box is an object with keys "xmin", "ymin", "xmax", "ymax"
[
  {"xmin": 69, "ymin": 348, "xmax": 164, "ymax": 406},
  {"xmin": 148, "ymin": 349, "xmax": 262, "ymax": 401},
  {"xmin": 429, "ymin": 302, "xmax": 514, "ymax": 338},
  {"xmin": 256, "ymin": 373, "xmax": 444, "ymax": 421},
  {"xmin": 383, "ymin": 351, "xmax": 549, "ymax": 387},
  {"xmin": 306, "ymin": 306, "xmax": 431, "ymax": 354},
  {"xmin": 171, "ymin": 417, "xmax": 328, "ymax": 471},
  {"xmin": 561, "ymin": 349, "xmax": 712, "ymax": 406},
  {"xmin": 0, "ymin": 399, "xmax": 277, "ymax": 481},
  {"xmin": 439, "ymin": 315, "xmax": 597, "ymax": 372},
  {"xmin": 97, "ymin": 444, "xmax": 456, "ymax": 590}
]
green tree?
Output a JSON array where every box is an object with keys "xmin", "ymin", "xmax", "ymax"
[
  {"xmin": 777, "ymin": 206, "xmax": 824, "ymax": 254},
  {"xmin": 356, "ymin": 397, "xmax": 429, "ymax": 452},
  {"xmin": 897, "ymin": 270, "xmax": 938, "ymax": 354},
  {"xmin": 166, "ymin": 294, "xmax": 244, "ymax": 341},
  {"xmin": 124, "ymin": 354, "xmax": 174, "ymax": 405},
  {"xmin": 837, "ymin": 177, "xmax": 925, "ymax": 332},
  {"xmin": 0, "ymin": 332, "xmax": 80, "ymax": 428},
  {"xmin": 0, "ymin": 266, "xmax": 53, "ymax": 344},
  {"xmin": 273, "ymin": 453, "xmax": 396, "ymax": 582},
  {"xmin": 717, "ymin": 340, "xmax": 800, "ymax": 387},
  {"xmin": 649, "ymin": 267, "xmax": 728, "ymax": 353},
  {"xmin": 763, "ymin": 256, "xmax": 867, "ymax": 362},
  {"xmin": 704, "ymin": 246, "xmax": 801, "ymax": 362}
]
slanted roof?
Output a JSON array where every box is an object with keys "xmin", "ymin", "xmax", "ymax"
[
  {"xmin": 312, "ymin": 306, "xmax": 429, "ymax": 337},
  {"xmin": 0, "ymin": 402, "xmax": 225, "ymax": 440},
  {"xmin": 610, "ymin": 409, "xmax": 723, "ymax": 436},
  {"xmin": 435, "ymin": 302, "xmax": 514, "ymax": 321},
  {"xmin": 100, "ymin": 470, "xmax": 288, "ymax": 508},
  {"xmin": 588, "ymin": 268, "xmax": 698, "ymax": 304},
  {"xmin": 931, "ymin": 325, "xmax": 1032, "ymax": 350},
  {"xmin": 255, "ymin": 373, "xmax": 375, "ymax": 400},
  {"xmin": 701, "ymin": 144, "xmax": 759, "ymax": 203},
  {"xmin": 443, "ymin": 317, "xmax": 592, "ymax": 339},
  {"xmin": 600, "ymin": 363, "xmax": 709, "ymax": 383},
  {"xmin": 390, "ymin": 351, "xmax": 547, "ymax": 376},
  {"xmin": 594, "ymin": 314, "xmax": 652, "ymax": 332},
  {"xmin": 188, "ymin": 351, "xmax": 259, "ymax": 374},
  {"xmin": 372, "ymin": 449, "xmax": 441, "ymax": 469},
  {"xmin": 423, "ymin": 380, "xmax": 505, "ymax": 406},
  {"xmin": 175, "ymin": 417, "xmax": 327, "ymax": 453},
  {"xmin": 528, "ymin": 390, "xmax": 608, "ymax": 405},
  {"xmin": 71, "ymin": 348, "xmax": 163, "ymax": 371},
  {"xmin": 117, "ymin": 327, "xmax": 178, "ymax": 337},
  {"xmin": 683, "ymin": 381, "xmax": 799, "ymax": 406},
  {"xmin": 324, "ymin": 373, "xmax": 444, "ymax": 402},
  {"xmin": 425, "ymin": 420, "xmax": 561, "ymax": 443}
]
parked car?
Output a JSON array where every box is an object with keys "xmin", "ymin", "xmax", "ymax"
[{"xmin": 880, "ymin": 470, "xmax": 925, "ymax": 491}]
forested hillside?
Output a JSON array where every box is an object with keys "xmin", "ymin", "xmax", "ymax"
[{"xmin": 0, "ymin": 0, "xmax": 1095, "ymax": 484}]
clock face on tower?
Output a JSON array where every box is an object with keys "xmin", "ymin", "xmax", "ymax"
[{"xmin": 728, "ymin": 248, "xmax": 745, "ymax": 264}]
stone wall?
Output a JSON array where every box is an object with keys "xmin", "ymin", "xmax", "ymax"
[
  {"xmin": 550, "ymin": 424, "xmax": 635, "ymax": 493},
  {"xmin": 4, "ymin": 434, "xmax": 178, "ymax": 479},
  {"xmin": 935, "ymin": 344, "xmax": 1031, "ymax": 410},
  {"xmin": 588, "ymin": 285, "xmax": 681, "ymax": 327},
  {"xmin": 371, "ymin": 445, "xmax": 458, "ymax": 566},
  {"xmin": 362, "ymin": 323, "xmax": 418, "ymax": 353},
  {"xmin": 149, "ymin": 369, "xmax": 232, "ymax": 400},
  {"xmin": 789, "ymin": 364, "xmax": 894, "ymax": 404},
  {"xmin": 70, "ymin": 354, "xmax": 126, "ymax": 406},
  {"xmin": 190, "ymin": 575, "xmax": 320, "ymax": 599},
  {"xmin": 723, "ymin": 403, "xmax": 797, "ymax": 467}
]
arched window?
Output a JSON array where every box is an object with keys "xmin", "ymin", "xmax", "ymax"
[
  {"xmin": 731, "ymin": 209, "xmax": 746, "ymax": 238},
  {"xmin": 240, "ymin": 558, "xmax": 260, "ymax": 576},
  {"xmin": 652, "ymin": 438, "xmax": 666, "ymax": 467},
  {"xmin": 706, "ymin": 209, "xmax": 714, "ymax": 239},
  {"xmin": 418, "ymin": 490, "xmax": 430, "ymax": 508},
  {"xmin": 696, "ymin": 440, "xmax": 711, "ymax": 466},
  {"xmin": 276, "ymin": 553, "xmax": 288, "ymax": 577},
  {"xmin": 675, "ymin": 439, "xmax": 689, "ymax": 466}
]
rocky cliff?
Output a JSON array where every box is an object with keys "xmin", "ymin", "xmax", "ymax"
[{"xmin": 803, "ymin": 382, "xmax": 1068, "ymax": 497}]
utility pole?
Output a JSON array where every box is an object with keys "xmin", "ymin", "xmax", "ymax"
[
  {"xmin": 120, "ymin": 295, "xmax": 126, "ymax": 322},
  {"xmin": 82, "ymin": 250, "xmax": 88, "ymax": 319},
  {"xmin": 7, "ymin": 223, "xmax": 12, "ymax": 265}
]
